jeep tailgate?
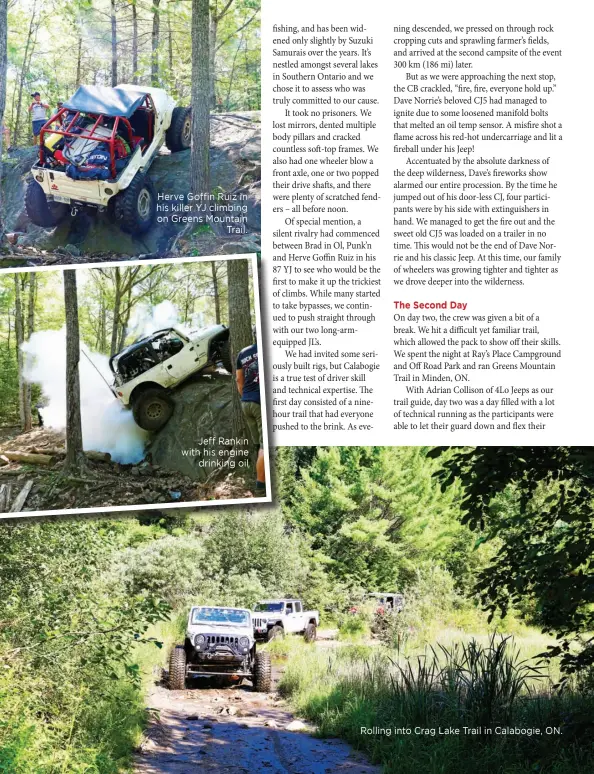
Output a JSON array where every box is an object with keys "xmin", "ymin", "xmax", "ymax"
[{"xmin": 36, "ymin": 169, "xmax": 104, "ymax": 204}]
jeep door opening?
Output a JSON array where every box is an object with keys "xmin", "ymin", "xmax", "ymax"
[{"xmin": 27, "ymin": 84, "xmax": 191, "ymax": 234}]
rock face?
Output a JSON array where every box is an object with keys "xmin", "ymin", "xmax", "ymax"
[
  {"xmin": 1, "ymin": 112, "xmax": 261, "ymax": 256},
  {"xmin": 147, "ymin": 373, "xmax": 252, "ymax": 482}
]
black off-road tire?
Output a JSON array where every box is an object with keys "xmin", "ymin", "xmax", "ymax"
[
  {"xmin": 25, "ymin": 179, "xmax": 69, "ymax": 228},
  {"xmin": 304, "ymin": 622, "xmax": 317, "ymax": 643},
  {"xmin": 114, "ymin": 174, "xmax": 156, "ymax": 234},
  {"xmin": 253, "ymin": 651, "xmax": 272, "ymax": 693},
  {"xmin": 166, "ymin": 107, "xmax": 192, "ymax": 152},
  {"xmin": 219, "ymin": 339, "xmax": 232, "ymax": 373},
  {"xmin": 267, "ymin": 625, "xmax": 284, "ymax": 642},
  {"xmin": 169, "ymin": 645, "xmax": 186, "ymax": 690},
  {"xmin": 132, "ymin": 387, "xmax": 174, "ymax": 431}
]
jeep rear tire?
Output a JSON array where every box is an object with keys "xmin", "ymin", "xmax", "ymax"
[
  {"xmin": 166, "ymin": 107, "xmax": 192, "ymax": 152},
  {"xmin": 25, "ymin": 179, "xmax": 69, "ymax": 228},
  {"xmin": 132, "ymin": 387, "xmax": 174, "ymax": 431},
  {"xmin": 304, "ymin": 623, "xmax": 317, "ymax": 643},
  {"xmin": 219, "ymin": 339, "xmax": 232, "ymax": 373},
  {"xmin": 169, "ymin": 645, "xmax": 186, "ymax": 690},
  {"xmin": 114, "ymin": 174, "xmax": 156, "ymax": 234},
  {"xmin": 253, "ymin": 651, "xmax": 271, "ymax": 693},
  {"xmin": 267, "ymin": 625, "xmax": 284, "ymax": 642}
]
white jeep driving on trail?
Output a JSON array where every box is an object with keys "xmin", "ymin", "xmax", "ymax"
[
  {"xmin": 169, "ymin": 605, "xmax": 271, "ymax": 692},
  {"xmin": 26, "ymin": 84, "xmax": 191, "ymax": 234},
  {"xmin": 253, "ymin": 599, "xmax": 319, "ymax": 642},
  {"xmin": 110, "ymin": 324, "xmax": 231, "ymax": 431}
]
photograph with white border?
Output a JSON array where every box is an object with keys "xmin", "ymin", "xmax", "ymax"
[{"xmin": 0, "ymin": 253, "xmax": 270, "ymax": 517}]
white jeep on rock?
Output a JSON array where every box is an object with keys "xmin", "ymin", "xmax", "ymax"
[
  {"xmin": 26, "ymin": 84, "xmax": 191, "ymax": 234},
  {"xmin": 169, "ymin": 606, "xmax": 271, "ymax": 692},
  {"xmin": 110, "ymin": 324, "xmax": 231, "ymax": 431},
  {"xmin": 253, "ymin": 599, "xmax": 319, "ymax": 642}
]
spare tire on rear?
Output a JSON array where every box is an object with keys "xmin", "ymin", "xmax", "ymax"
[
  {"xmin": 166, "ymin": 107, "xmax": 192, "ymax": 152},
  {"xmin": 132, "ymin": 387, "xmax": 174, "ymax": 431},
  {"xmin": 25, "ymin": 179, "xmax": 69, "ymax": 228}
]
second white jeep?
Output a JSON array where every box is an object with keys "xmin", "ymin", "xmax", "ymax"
[{"xmin": 110, "ymin": 324, "xmax": 231, "ymax": 431}]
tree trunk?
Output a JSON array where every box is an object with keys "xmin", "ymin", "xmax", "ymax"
[
  {"xmin": 131, "ymin": 0, "xmax": 138, "ymax": 84},
  {"xmin": 110, "ymin": 268, "xmax": 122, "ymax": 357},
  {"xmin": 23, "ymin": 273, "xmax": 35, "ymax": 432},
  {"xmin": 226, "ymin": 258, "xmax": 251, "ymax": 439},
  {"xmin": 167, "ymin": 1, "xmax": 174, "ymax": 77},
  {"xmin": 208, "ymin": 14, "xmax": 217, "ymax": 110},
  {"xmin": 151, "ymin": 0, "xmax": 161, "ymax": 86},
  {"xmin": 76, "ymin": 33, "xmax": 82, "ymax": 85},
  {"xmin": 190, "ymin": 0, "xmax": 210, "ymax": 212},
  {"xmin": 110, "ymin": 0, "xmax": 118, "ymax": 87},
  {"xmin": 0, "ymin": 0, "xmax": 8, "ymax": 239},
  {"xmin": 211, "ymin": 260, "xmax": 221, "ymax": 323},
  {"xmin": 13, "ymin": 2, "xmax": 38, "ymax": 144},
  {"xmin": 14, "ymin": 276, "xmax": 25, "ymax": 430},
  {"xmin": 118, "ymin": 283, "xmax": 133, "ymax": 351},
  {"xmin": 63, "ymin": 271, "xmax": 85, "ymax": 472}
]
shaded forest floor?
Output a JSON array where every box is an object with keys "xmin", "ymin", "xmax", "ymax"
[{"xmin": 0, "ymin": 427, "xmax": 254, "ymax": 515}]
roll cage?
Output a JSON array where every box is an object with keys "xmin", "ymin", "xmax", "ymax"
[{"xmin": 37, "ymin": 94, "xmax": 156, "ymax": 180}]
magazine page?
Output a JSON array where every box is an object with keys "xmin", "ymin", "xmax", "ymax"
[{"xmin": 0, "ymin": 1, "xmax": 592, "ymax": 773}]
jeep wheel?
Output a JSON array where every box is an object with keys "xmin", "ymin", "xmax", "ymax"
[
  {"xmin": 132, "ymin": 388, "xmax": 174, "ymax": 431},
  {"xmin": 25, "ymin": 179, "xmax": 69, "ymax": 228},
  {"xmin": 267, "ymin": 625, "xmax": 284, "ymax": 642},
  {"xmin": 304, "ymin": 623, "xmax": 317, "ymax": 643},
  {"xmin": 166, "ymin": 107, "xmax": 192, "ymax": 152},
  {"xmin": 219, "ymin": 339, "xmax": 232, "ymax": 373},
  {"xmin": 253, "ymin": 651, "xmax": 272, "ymax": 693},
  {"xmin": 169, "ymin": 645, "xmax": 186, "ymax": 690},
  {"xmin": 114, "ymin": 175, "xmax": 156, "ymax": 234}
]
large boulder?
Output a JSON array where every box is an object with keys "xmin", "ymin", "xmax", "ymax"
[
  {"xmin": 1, "ymin": 113, "xmax": 261, "ymax": 256},
  {"xmin": 147, "ymin": 373, "xmax": 252, "ymax": 482}
]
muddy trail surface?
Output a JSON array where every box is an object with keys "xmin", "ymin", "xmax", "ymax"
[{"xmin": 135, "ymin": 643, "xmax": 380, "ymax": 774}]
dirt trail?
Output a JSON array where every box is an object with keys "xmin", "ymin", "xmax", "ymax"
[{"xmin": 135, "ymin": 649, "xmax": 379, "ymax": 773}]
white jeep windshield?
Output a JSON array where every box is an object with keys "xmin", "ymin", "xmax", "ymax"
[
  {"xmin": 191, "ymin": 607, "xmax": 250, "ymax": 626},
  {"xmin": 254, "ymin": 602, "xmax": 284, "ymax": 612}
]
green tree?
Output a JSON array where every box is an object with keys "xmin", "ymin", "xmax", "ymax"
[{"xmin": 432, "ymin": 446, "xmax": 594, "ymax": 677}]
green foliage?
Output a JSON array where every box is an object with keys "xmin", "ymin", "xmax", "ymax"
[
  {"xmin": 284, "ymin": 446, "xmax": 473, "ymax": 591},
  {"xmin": 432, "ymin": 446, "xmax": 594, "ymax": 677}
]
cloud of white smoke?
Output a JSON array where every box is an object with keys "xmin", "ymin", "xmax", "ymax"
[{"xmin": 22, "ymin": 329, "xmax": 148, "ymax": 464}]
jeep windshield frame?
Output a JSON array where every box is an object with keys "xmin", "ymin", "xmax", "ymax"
[
  {"xmin": 254, "ymin": 602, "xmax": 285, "ymax": 612},
  {"xmin": 191, "ymin": 607, "xmax": 251, "ymax": 627}
]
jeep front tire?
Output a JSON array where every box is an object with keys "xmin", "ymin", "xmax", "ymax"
[
  {"xmin": 25, "ymin": 180, "xmax": 69, "ymax": 228},
  {"xmin": 267, "ymin": 625, "xmax": 284, "ymax": 641},
  {"xmin": 253, "ymin": 651, "xmax": 271, "ymax": 693},
  {"xmin": 132, "ymin": 387, "xmax": 174, "ymax": 431},
  {"xmin": 114, "ymin": 174, "xmax": 156, "ymax": 234},
  {"xmin": 169, "ymin": 645, "xmax": 186, "ymax": 690},
  {"xmin": 166, "ymin": 107, "xmax": 192, "ymax": 152},
  {"xmin": 304, "ymin": 622, "xmax": 317, "ymax": 643},
  {"xmin": 219, "ymin": 339, "xmax": 232, "ymax": 373}
]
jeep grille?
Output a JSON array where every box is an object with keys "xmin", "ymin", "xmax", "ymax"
[
  {"xmin": 253, "ymin": 618, "xmax": 266, "ymax": 628},
  {"xmin": 206, "ymin": 634, "xmax": 239, "ymax": 646}
]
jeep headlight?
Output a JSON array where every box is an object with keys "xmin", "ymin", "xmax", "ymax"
[
  {"xmin": 194, "ymin": 634, "xmax": 206, "ymax": 647},
  {"xmin": 239, "ymin": 636, "xmax": 250, "ymax": 648}
]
